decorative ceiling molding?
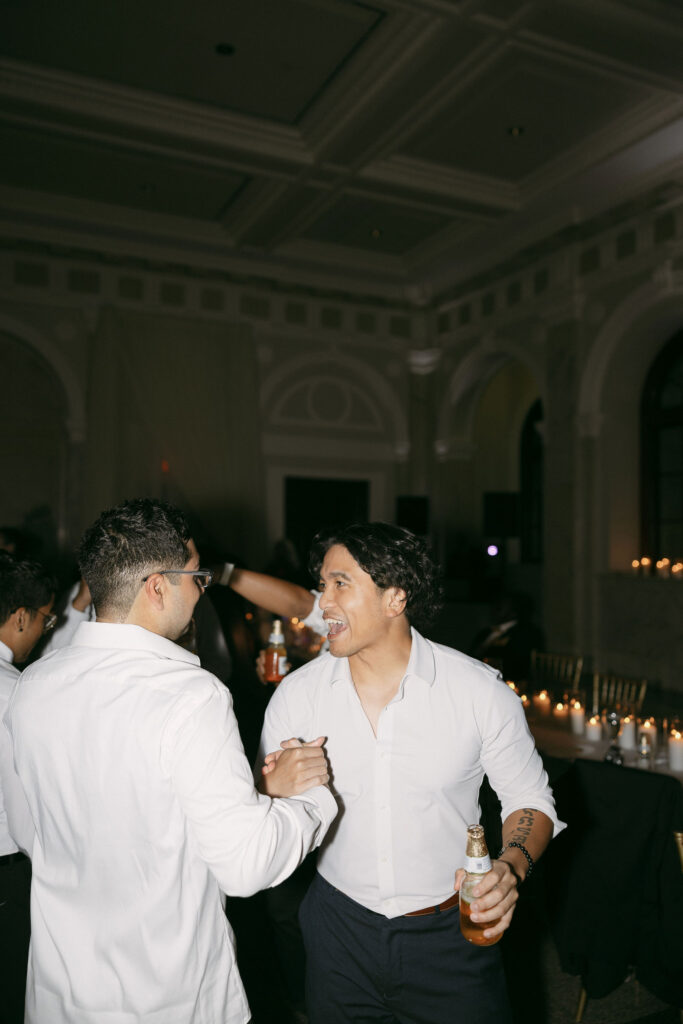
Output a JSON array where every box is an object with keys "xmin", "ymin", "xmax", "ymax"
[{"xmin": 1, "ymin": 0, "xmax": 683, "ymax": 303}]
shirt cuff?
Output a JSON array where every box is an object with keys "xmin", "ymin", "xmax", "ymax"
[{"xmin": 289, "ymin": 784, "xmax": 338, "ymax": 829}]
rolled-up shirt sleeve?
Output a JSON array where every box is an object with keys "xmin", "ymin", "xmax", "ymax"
[
  {"xmin": 164, "ymin": 678, "xmax": 336, "ymax": 897},
  {"xmin": 478, "ymin": 677, "xmax": 565, "ymax": 837}
]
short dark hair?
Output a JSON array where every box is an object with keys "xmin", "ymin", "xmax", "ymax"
[
  {"xmin": 309, "ymin": 522, "xmax": 443, "ymax": 631},
  {"xmin": 0, "ymin": 552, "xmax": 55, "ymax": 626},
  {"xmin": 78, "ymin": 498, "xmax": 191, "ymax": 619}
]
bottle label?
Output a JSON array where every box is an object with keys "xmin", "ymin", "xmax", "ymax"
[
  {"xmin": 464, "ymin": 854, "xmax": 491, "ymax": 874},
  {"xmin": 277, "ymin": 655, "xmax": 288, "ymax": 676}
]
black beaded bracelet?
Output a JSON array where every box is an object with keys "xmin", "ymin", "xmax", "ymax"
[{"xmin": 499, "ymin": 841, "xmax": 534, "ymax": 879}]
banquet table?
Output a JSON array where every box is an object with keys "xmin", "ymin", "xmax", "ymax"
[
  {"xmin": 524, "ymin": 712, "xmax": 683, "ymax": 1010},
  {"xmin": 528, "ymin": 715, "xmax": 683, "ymax": 784}
]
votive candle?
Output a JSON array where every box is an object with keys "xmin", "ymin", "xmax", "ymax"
[
  {"xmin": 638, "ymin": 718, "xmax": 657, "ymax": 751},
  {"xmin": 533, "ymin": 691, "xmax": 551, "ymax": 717},
  {"xmin": 619, "ymin": 715, "xmax": 636, "ymax": 750},
  {"xmin": 553, "ymin": 701, "xmax": 569, "ymax": 722},
  {"xmin": 569, "ymin": 700, "xmax": 585, "ymax": 735},
  {"xmin": 585, "ymin": 716, "xmax": 602, "ymax": 742}
]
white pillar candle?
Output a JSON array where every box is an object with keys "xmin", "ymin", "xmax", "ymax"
[
  {"xmin": 585, "ymin": 716, "xmax": 602, "ymax": 742},
  {"xmin": 638, "ymin": 718, "xmax": 657, "ymax": 751},
  {"xmin": 640, "ymin": 557, "xmax": 652, "ymax": 575},
  {"xmin": 668, "ymin": 731, "xmax": 683, "ymax": 772},
  {"xmin": 569, "ymin": 701, "xmax": 585, "ymax": 735},
  {"xmin": 619, "ymin": 716, "xmax": 636, "ymax": 750},
  {"xmin": 656, "ymin": 558, "xmax": 670, "ymax": 578},
  {"xmin": 631, "ymin": 559, "xmax": 640, "ymax": 575}
]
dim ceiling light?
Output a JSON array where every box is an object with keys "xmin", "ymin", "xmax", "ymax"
[
  {"xmin": 370, "ymin": 227, "xmax": 382, "ymax": 239},
  {"xmin": 215, "ymin": 43, "xmax": 235, "ymax": 56},
  {"xmin": 508, "ymin": 125, "xmax": 524, "ymax": 137}
]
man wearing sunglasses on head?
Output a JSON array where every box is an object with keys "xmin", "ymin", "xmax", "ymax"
[
  {"xmin": 3, "ymin": 498, "xmax": 336, "ymax": 1024},
  {"xmin": 0, "ymin": 552, "xmax": 55, "ymax": 1024}
]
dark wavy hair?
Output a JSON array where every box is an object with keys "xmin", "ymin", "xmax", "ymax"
[
  {"xmin": 309, "ymin": 522, "xmax": 443, "ymax": 631},
  {"xmin": 78, "ymin": 498, "xmax": 191, "ymax": 619},
  {"xmin": 0, "ymin": 552, "xmax": 55, "ymax": 626}
]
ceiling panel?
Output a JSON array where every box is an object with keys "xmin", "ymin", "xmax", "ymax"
[
  {"xmin": 0, "ymin": 0, "xmax": 384, "ymax": 125},
  {"xmin": 0, "ymin": 124, "xmax": 247, "ymax": 219},
  {"xmin": 0, "ymin": 0, "xmax": 680, "ymax": 296},
  {"xmin": 399, "ymin": 50, "xmax": 649, "ymax": 181},
  {"xmin": 300, "ymin": 193, "xmax": 455, "ymax": 254},
  {"xmin": 322, "ymin": 19, "xmax": 489, "ymax": 164},
  {"xmin": 524, "ymin": 3, "xmax": 683, "ymax": 84}
]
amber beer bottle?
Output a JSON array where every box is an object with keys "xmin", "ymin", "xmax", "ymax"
[
  {"xmin": 263, "ymin": 619, "xmax": 288, "ymax": 684},
  {"xmin": 459, "ymin": 824, "xmax": 502, "ymax": 946}
]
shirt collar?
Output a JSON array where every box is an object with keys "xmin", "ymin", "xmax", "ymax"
[
  {"xmin": 0, "ymin": 638, "xmax": 14, "ymax": 664},
  {"xmin": 71, "ymin": 621, "xmax": 200, "ymax": 666},
  {"xmin": 327, "ymin": 626, "xmax": 436, "ymax": 688}
]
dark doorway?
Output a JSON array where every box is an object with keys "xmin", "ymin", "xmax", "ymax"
[{"xmin": 285, "ymin": 477, "xmax": 370, "ymax": 573}]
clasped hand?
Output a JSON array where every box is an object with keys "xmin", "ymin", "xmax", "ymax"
[
  {"xmin": 453, "ymin": 859, "xmax": 519, "ymax": 940},
  {"xmin": 259, "ymin": 737, "xmax": 330, "ymax": 798}
]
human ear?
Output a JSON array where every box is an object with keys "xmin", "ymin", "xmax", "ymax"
[
  {"xmin": 142, "ymin": 574, "xmax": 165, "ymax": 610},
  {"xmin": 385, "ymin": 587, "xmax": 407, "ymax": 617}
]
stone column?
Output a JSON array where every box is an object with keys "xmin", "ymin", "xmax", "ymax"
[
  {"xmin": 406, "ymin": 348, "xmax": 442, "ymax": 496},
  {"xmin": 543, "ymin": 312, "xmax": 582, "ymax": 653}
]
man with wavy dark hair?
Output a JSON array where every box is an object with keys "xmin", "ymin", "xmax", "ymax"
[
  {"xmin": 259, "ymin": 521, "xmax": 563, "ymax": 1024},
  {"xmin": 5, "ymin": 498, "xmax": 336, "ymax": 1024}
]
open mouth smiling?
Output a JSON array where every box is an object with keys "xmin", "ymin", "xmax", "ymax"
[{"xmin": 324, "ymin": 618, "xmax": 347, "ymax": 639}]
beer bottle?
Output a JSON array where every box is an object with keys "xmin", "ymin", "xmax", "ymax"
[
  {"xmin": 263, "ymin": 619, "xmax": 288, "ymax": 684},
  {"xmin": 459, "ymin": 824, "xmax": 502, "ymax": 946}
]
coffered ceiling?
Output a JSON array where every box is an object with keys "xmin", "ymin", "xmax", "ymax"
[{"xmin": 1, "ymin": 0, "xmax": 682, "ymax": 303}]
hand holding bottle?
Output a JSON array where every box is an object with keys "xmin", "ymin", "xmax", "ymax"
[{"xmin": 457, "ymin": 824, "xmax": 519, "ymax": 945}]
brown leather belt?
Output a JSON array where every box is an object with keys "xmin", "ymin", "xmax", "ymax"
[{"xmin": 404, "ymin": 891, "xmax": 459, "ymax": 917}]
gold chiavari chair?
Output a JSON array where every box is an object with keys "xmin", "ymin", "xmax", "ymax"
[
  {"xmin": 590, "ymin": 672, "xmax": 648, "ymax": 716},
  {"xmin": 530, "ymin": 650, "xmax": 584, "ymax": 695}
]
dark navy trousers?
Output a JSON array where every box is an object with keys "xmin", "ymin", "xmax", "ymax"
[{"xmin": 299, "ymin": 873, "xmax": 513, "ymax": 1024}]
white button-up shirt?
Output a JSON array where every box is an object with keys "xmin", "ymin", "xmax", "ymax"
[
  {"xmin": 0, "ymin": 638, "xmax": 21, "ymax": 856},
  {"xmin": 5, "ymin": 622, "xmax": 337, "ymax": 1024},
  {"xmin": 259, "ymin": 628, "xmax": 563, "ymax": 918}
]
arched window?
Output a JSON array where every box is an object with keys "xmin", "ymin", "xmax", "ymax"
[
  {"xmin": 519, "ymin": 398, "xmax": 544, "ymax": 563},
  {"xmin": 641, "ymin": 331, "xmax": 683, "ymax": 560}
]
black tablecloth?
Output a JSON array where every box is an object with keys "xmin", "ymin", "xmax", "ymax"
[{"xmin": 544, "ymin": 759, "xmax": 683, "ymax": 1006}]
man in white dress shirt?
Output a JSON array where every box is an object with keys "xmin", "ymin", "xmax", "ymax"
[
  {"xmin": 259, "ymin": 522, "xmax": 564, "ymax": 1024},
  {"xmin": 0, "ymin": 553, "xmax": 55, "ymax": 1024},
  {"xmin": 4, "ymin": 499, "xmax": 337, "ymax": 1024}
]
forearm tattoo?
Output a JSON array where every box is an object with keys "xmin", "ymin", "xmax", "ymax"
[{"xmin": 509, "ymin": 808, "xmax": 536, "ymax": 845}]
